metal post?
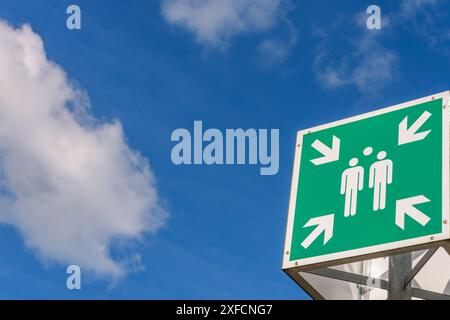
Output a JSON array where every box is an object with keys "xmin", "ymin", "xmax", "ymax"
[
  {"xmin": 403, "ymin": 248, "xmax": 438, "ymax": 288},
  {"xmin": 388, "ymin": 253, "xmax": 412, "ymax": 300}
]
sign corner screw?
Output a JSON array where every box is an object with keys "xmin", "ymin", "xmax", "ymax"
[{"xmin": 444, "ymin": 220, "xmax": 448, "ymax": 224}]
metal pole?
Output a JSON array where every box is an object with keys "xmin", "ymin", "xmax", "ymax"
[
  {"xmin": 388, "ymin": 253, "xmax": 412, "ymax": 300},
  {"xmin": 403, "ymin": 248, "xmax": 438, "ymax": 288}
]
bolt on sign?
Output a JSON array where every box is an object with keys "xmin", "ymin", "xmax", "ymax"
[{"xmin": 283, "ymin": 92, "xmax": 450, "ymax": 271}]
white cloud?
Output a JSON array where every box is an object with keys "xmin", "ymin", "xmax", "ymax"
[
  {"xmin": 315, "ymin": 34, "xmax": 397, "ymax": 92},
  {"xmin": 399, "ymin": 0, "xmax": 449, "ymax": 47},
  {"xmin": 257, "ymin": 16, "xmax": 298, "ymax": 65},
  {"xmin": 0, "ymin": 21, "xmax": 167, "ymax": 278},
  {"xmin": 400, "ymin": 0, "xmax": 438, "ymax": 18},
  {"xmin": 314, "ymin": 0, "xmax": 446, "ymax": 93},
  {"xmin": 161, "ymin": 0, "xmax": 282, "ymax": 48},
  {"xmin": 258, "ymin": 39, "xmax": 289, "ymax": 62},
  {"xmin": 314, "ymin": 11, "xmax": 397, "ymax": 93}
]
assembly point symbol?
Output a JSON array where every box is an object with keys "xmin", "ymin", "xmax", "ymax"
[
  {"xmin": 299, "ymin": 106, "xmax": 435, "ymax": 251},
  {"xmin": 341, "ymin": 158, "xmax": 364, "ymax": 217},
  {"xmin": 340, "ymin": 149, "xmax": 393, "ymax": 217},
  {"xmin": 369, "ymin": 151, "xmax": 393, "ymax": 211}
]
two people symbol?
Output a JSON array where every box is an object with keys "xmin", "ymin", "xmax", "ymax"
[{"xmin": 340, "ymin": 150, "xmax": 393, "ymax": 217}]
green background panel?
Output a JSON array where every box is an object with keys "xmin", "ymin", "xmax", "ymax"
[{"xmin": 290, "ymin": 99, "xmax": 443, "ymax": 261}]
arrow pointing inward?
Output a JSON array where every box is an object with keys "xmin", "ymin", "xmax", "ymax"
[
  {"xmin": 310, "ymin": 136, "xmax": 340, "ymax": 166},
  {"xmin": 301, "ymin": 214, "xmax": 334, "ymax": 249},
  {"xmin": 398, "ymin": 111, "xmax": 432, "ymax": 145},
  {"xmin": 395, "ymin": 195, "xmax": 431, "ymax": 230}
]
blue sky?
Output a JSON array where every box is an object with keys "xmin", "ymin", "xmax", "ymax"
[{"xmin": 0, "ymin": 0, "xmax": 448, "ymax": 299}]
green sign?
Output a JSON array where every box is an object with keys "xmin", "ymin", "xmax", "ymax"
[{"xmin": 283, "ymin": 92, "xmax": 450, "ymax": 269}]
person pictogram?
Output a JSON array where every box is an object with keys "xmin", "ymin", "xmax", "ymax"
[
  {"xmin": 369, "ymin": 151, "xmax": 393, "ymax": 211},
  {"xmin": 341, "ymin": 158, "xmax": 364, "ymax": 217}
]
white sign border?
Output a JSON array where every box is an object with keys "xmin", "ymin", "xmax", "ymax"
[{"xmin": 283, "ymin": 91, "xmax": 450, "ymax": 271}]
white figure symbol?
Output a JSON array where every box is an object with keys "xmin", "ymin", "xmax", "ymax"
[
  {"xmin": 341, "ymin": 158, "xmax": 364, "ymax": 217},
  {"xmin": 369, "ymin": 151, "xmax": 393, "ymax": 211}
]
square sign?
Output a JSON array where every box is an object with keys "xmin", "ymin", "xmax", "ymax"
[{"xmin": 283, "ymin": 92, "xmax": 450, "ymax": 270}]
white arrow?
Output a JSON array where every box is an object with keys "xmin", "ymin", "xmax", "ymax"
[
  {"xmin": 398, "ymin": 111, "xmax": 432, "ymax": 145},
  {"xmin": 301, "ymin": 214, "xmax": 334, "ymax": 249},
  {"xmin": 310, "ymin": 136, "xmax": 340, "ymax": 165},
  {"xmin": 395, "ymin": 195, "xmax": 431, "ymax": 230}
]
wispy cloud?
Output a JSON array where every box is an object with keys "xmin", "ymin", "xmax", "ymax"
[
  {"xmin": 161, "ymin": 0, "xmax": 283, "ymax": 49},
  {"xmin": 314, "ymin": 18, "xmax": 397, "ymax": 93},
  {"xmin": 257, "ymin": 16, "xmax": 298, "ymax": 66},
  {"xmin": 314, "ymin": 0, "xmax": 449, "ymax": 93},
  {"xmin": 0, "ymin": 21, "xmax": 168, "ymax": 278},
  {"xmin": 400, "ymin": 0, "xmax": 438, "ymax": 18},
  {"xmin": 399, "ymin": 0, "xmax": 449, "ymax": 47},
  {"xmin": 161, "ymin": 0, "xmax": 299, "ymax": 65}
]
